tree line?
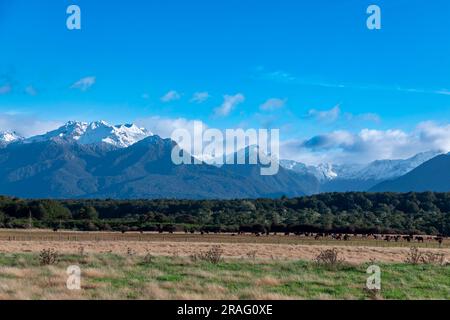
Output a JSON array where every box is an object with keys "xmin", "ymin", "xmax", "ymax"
[{"xmin": 0, "ymin": 192, "xmax": 449, "ymax": 236}]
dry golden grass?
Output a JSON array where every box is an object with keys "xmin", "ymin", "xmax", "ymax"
[
  {"xmin": 255, "ymin": 276, "xmax": 282, "ymax": 287},
  {"xmin": 0, "ymin": 238, "xmax": 449, "ymax": 264}
]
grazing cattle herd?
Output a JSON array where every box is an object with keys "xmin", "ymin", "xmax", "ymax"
[
  {"xmin": 272, "ymin": 232, "xmax": 443, "ymax": 245},
  {"xmin": 178, "ymin": 230, "xmax": 447, "ymax": 246}
]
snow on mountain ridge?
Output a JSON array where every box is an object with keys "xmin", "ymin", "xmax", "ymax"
[
  {"xmin": 279, "ymin": 160, "xmax": 337, "ymax": 181},
  {"xmin": 23, "ymin": 121, "xmax": 152, "ymax": 148},
  {"xmin": 315, "ymin": 163, "xmax": 338, "ymax": 180},
  {"xmin": 0, "ymin": 131, "xmax": 23, "ymax": 146},
  {"xmin": 281, "ymin": 151, "xmax": 442, "ymax": 182},
  {"xmin": 343, "ymin": 151, "xmax": 441, "ymax": 181}
]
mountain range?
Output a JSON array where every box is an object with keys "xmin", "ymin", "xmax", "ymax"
[
  {"xmin": 280, "ymin": 151, "xmax": 442, "ymax": 192},
  {"xmin": 0, "ymin": 121, "xmax": 317, "ymax": 199},
  {"xmin": 0, "ymin": 121, "xmax": 448, "ymax": 199}
]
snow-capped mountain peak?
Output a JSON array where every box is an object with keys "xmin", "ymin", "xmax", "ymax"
[
  {"xmin": 279, "ymin": 160, "xmax": 337, "ymax": 181},
  {"xmin": 24, "ymin": 121, "xmax": 152, "ymax": 148},
  {"xmin": 0, "ymin": 131, "xmax": 23, "ymax": 146},
  {"xmin": 343, "ymin": 151, "xmax": 442, "ymax": 181},
  {"xmin": 315, "ymin": 163, "xmax": 338, "ymax": 180}
]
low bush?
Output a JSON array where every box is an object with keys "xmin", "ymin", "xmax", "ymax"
[
  {"xmin": 39, "ymin": 248, "xmax": 59, "ymax": 266},
  {"xmin": 190, "ymin": 245, "xmax": 224, "ymax": 264},
  {"xmin": 315, "ymin": 248, "xmax": 344, "ymax": 268},
  {"xmin": 405, "ymin": 247, "xmax": 446, "ymax": 265}
]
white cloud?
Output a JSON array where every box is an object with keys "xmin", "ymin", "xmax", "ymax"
[
  {"xmin": 25, "ymin": 85, "xmax": 38, "ymax": 96},
  {"xmin": 136, "ymin": 116, "xmax": 204, "ymax": 139},
  {"xmin": 282, "ymin": 121, "xmax": 450, "ymax": 165},
  {"xmin": 260, "ymin": 98, "xmax": 287, "ymax": 111},
  {"xmin": 0, "ymin": 113, "xmax": 62, "ymax": 137},
  {"xmin": 71, "ymin": 76, "xmax": 96, "ymax": 91},
  {"xmin": 416, "ymin": 121, "xmax": 450, "ymax": 152},
  {"xmin": 0, "ymin": 84, "xmax": 12, "ymax": 95},
  {"xmin": 214, "ymin": 94, "xmax": 245, "ymax": 117},
  {"xmin": 308, "ymin": 105, "xmax": 341, "ymax": 122},
  {"xmin": 161, "ymin": 90, "xmax": 181, "ymax": 102},
  {"xmin": 136, "ymin": 116, "xmax": 209, "ymax": 156},
  {"xmin": 306, "ymin": 105, "xmax": 381, "ymax": 124},
  {"xmin": 190, "ymin": 92, "xmax": 210, "ymax": 103}
]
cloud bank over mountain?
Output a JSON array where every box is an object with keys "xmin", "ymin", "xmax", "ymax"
[
  {"xmin": 281, "ymin": 121, "xmax": 450, "ymax": 165},
  {"xmin": 2, "ymin": 109, "xmax": 450, "ymax": 168}
]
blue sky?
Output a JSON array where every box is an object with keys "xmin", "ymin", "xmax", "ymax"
[{"xmin": 1, "ymin": 0, "xmax": 450, "ymax": 164}]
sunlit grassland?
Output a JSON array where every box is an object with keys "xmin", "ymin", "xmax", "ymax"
[{"xmin": 0, "ymin": 252, "xmax": 448, "ymax": 300}]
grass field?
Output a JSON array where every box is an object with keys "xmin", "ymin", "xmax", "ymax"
[
  {"xmin": 0, "ymin": 229, "xmax": 449, "ymax": 300},
  {"xmin": 0, "ymin": 252, "xmax": 448, "ymax": 300}
]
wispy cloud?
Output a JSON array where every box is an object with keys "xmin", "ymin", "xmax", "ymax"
[
  {"xmin": 345, "ymin": 112, "xmax": 381, "ymax": 123},
  {"xmin": 307, "ymin": 105, "xmax": 341, "ymax": 122},
  {"xmin": 255, "ymin": 67, "xmax": 450, "ymax": 97},
  {"xmin": 394, "ymin": 87, "xmax": 450, "ymax": 96},
  {"xmin": 214, "ymin": 94, "xmax": 245, "ymax": 117},
  {"xmin": 161, "ymin": 90, "xmax": 181, "ymax": 102},
  {"xmin": 260, "ymin": 98, "xmax": 287, "ymax": 111},
  {"xmin": 71, "ymin": 76, "xmax": 96, "ymax": 91},
  {"xmin": 432, "ymin": 89, "xmax": 450, "ymax": 96},
  {"xmin": 25, "ymin": 85, "xmax": 38, "ymax": 96},
  {"xmin": 0, "ymin": 83, "xmax": 12, "ymax": 95},
  {"xmin": 190, "ymin": 92, "xmax": 210, "ymax": 103},
  {"xmin": 305, "ymin": 104, "xmax": 381, "ymax": 124},
  {"xmin": 253, "ymin": 67, "xmax": 296, "ymax": 83}
]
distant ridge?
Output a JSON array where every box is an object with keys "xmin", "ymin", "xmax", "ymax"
[
  {"xmin": 371, "ymin": 154, "xmax": 450, "ymax": 192},
  {"xmin": 280, "ymin": 151, "xmax": 443, "ymax": 192}
]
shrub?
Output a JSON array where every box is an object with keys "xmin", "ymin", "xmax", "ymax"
[
  {"xmin": 191, "ymin": 245, "xmax": 224, "ymax": 264},
  {"xmin": 405, "ymin": 247, "xmax": 445, "ymax": 265},
  {"xmin": 246, "ymin": 250, "xmax": 257, "ymax": 261},
  {"xmin": 39, "ymin": 248, "xmax": 59, "ymax": 266},
  {"xmin": 405, "ymin": 247, "xmax": 422, "ymax": 265},
  {"xmin": 315, "ymin": 248, "xmax": 343, "ymax": 268}
]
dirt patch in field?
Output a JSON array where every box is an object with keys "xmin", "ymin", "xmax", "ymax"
[{"xmin": 0, "ymin": 240, "xmax": 449, "ymax": 264}]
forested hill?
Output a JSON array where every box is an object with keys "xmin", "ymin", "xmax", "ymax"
[{"xmin": 0, "ymin": 192, "xmax": 450, "ymax": 236}]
